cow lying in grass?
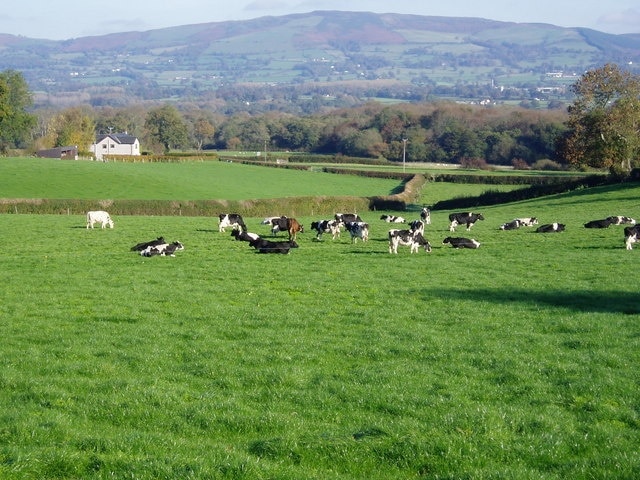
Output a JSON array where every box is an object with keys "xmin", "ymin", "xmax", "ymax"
[
  {"xmin": 249, "ymin": 238, "xmax": 299, "ymax": 254},
  {"xmin": 442, "ymin": 237, "xmax": 480, "ymax": 249}
]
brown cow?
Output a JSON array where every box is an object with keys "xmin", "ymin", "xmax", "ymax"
[{"xmin": 288, "ymin": 218, "xmax": 304, "ymax": 241}]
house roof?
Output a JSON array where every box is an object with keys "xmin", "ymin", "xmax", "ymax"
[{"xmin": 95, "ymin": 133, "xmax": 138, "ymax": 145}]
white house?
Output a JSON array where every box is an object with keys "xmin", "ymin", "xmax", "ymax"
[{"xmin": 90, "ymin": 133, "xmax": 140, "ymax": 160}]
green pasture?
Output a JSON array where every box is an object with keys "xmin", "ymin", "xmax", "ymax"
[
  {"xmin": 0, "ymin": 158, "xmax": 399, "ymax": 201},
  {"xmin": 0, "ymin": 175, "xmax": 639, "ymax": 478}
]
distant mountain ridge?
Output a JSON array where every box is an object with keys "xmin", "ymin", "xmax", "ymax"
[{"xmin": 2, "ymin": 10, "xmax": 639, "ymax": 108}]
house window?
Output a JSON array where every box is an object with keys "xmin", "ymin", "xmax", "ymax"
[
  {"xmin": 111, "ymin": 144, "xmax": 115, "ymax": 149},
  {"xmin": 102, "ymin": 144, "xmax": 107, "ymax": 149}
]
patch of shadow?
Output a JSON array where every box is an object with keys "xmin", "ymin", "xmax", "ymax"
[{"xmin": 414, "ymin": 287, "xmax": 640, "ymax": 314}]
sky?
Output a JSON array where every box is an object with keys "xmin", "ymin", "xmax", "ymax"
[{"xmin": 1, "ymin": 0, "xmax": 639, "ymax": 40}]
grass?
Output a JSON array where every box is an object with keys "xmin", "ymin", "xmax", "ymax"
[
  {"xmin": 0, "ymin": 178, "xmax": 639, "ymax": 478},
  {"xmin": 0, "ymin": 158, "xmax": 400, "ymax": 201}
]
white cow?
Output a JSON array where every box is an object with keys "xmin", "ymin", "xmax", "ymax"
[{"xmin": 86, "ymin": 210, "xmax": 114, "ymax": 229}]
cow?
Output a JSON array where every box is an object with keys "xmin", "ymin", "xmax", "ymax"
[
  {"xmin": 536, "ymin": 223, "xmax": 565, "ymax": 233},
  {"xmin": 287, "ymin": 218, "xmax": 304, "ymax": 241},
  {"xmin": 218, "ymin": 213, "xmax": 246, "ymax": 233},
  {"xmin": 409, "ymin": 220, "xmax": 425, "ymax": 235},
  {"xmin": 269, "ymin": 216, "xmax": 289, "ymax": 236},
  {"xmin": 249, "ymin": 237, "xmax": 299, "ymax": 254},
  {"xmin": 607, "ymin": 216, "xmax": 637, "ymax": 225},
  {"xmin": 131, "ymin": 237, "xmax": 165, "ymax": 251},
  {"xmin": 335, "ymin": 213, "xmax": 362, "ymax": 224},
  {"xmin": 442, "ymin": 237, "xmax": 481, "ymax": 249},
  {"xmin": 515, "ymin": 217, "xmax": 539, "ymax": 227},
  {"xmin": 500, "ymin": 219, "xmax": 522, "ymax": 230},
  {"xmin": 420, "ymin": 207, "xmax": 431, "ymax": 225},
  {"xmin": 584, "ymin": 218, "xmax": 614, "ymax": 229},
  {"xmin": 344, "ymin": 221, "xmax": 369, "ymax": 243},
  {"xmin": 86, "ymin": 210, "xmax": 114, "ymax": 229},
  {"xmin": 310, "ymin": 219, "xmax": 342, "ymax": 240},
  {"xmin": 261, "ymin": 216, "xmax": 281, "ymax": 225},
  {"xmin": 231, "ymin": 230, "xmax": 261, "ymax": 242},
  {"xmin": 624, "ymin": 225, "xmax": 640, "ymax": 250},
  {"xmin": 388, "ymin": 229, "xmax": 432, "ymax": 254},
  {"xmin": 140, "ymin": 241, "xmax": 184, "ymax": 257},
  {"xmin": 380, "ymin": 214, "xmax": 406, "ymax": 223},
  {"xmin": 448, "ymin": 212, "xmax": 484, "ymax": 232}
]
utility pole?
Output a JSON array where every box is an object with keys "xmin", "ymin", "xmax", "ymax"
[{"xmin": 402, "ymin": 138, "xmax": 407, "ymax": 173}]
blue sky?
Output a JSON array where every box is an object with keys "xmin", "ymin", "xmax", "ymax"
[{"xmin": 2, "ymin": 0, "xmax": 639, "ymax": 40}]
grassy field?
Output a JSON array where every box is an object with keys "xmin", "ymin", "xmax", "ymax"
[
  {"xmin": 0, "ymin": 165, "xmax": 639, "ymax": 478},
  {"xmin": 0, "ymin": 158, "xmax": 400, "ymax": 201}
]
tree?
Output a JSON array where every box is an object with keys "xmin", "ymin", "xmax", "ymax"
[
  {"xmin": 0, "ymin": 70, "xmax": 37, "ymax": 152},
  {"xmin": 558, "ymin": 64, "xmax": 640, "ymax": 173},
  {"xmin": 191, "ymin": 117, "xmax": 216, "ymax": 151},
  {"xmin": 144, "ymin": 105, "xmax": 188, "ymax": 153},
  {"xmin": 48, "ymin": 107, "xmax": 96, "ymax": 150}
]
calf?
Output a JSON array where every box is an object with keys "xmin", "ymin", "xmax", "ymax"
[
  {"xmin": 420, "ymin": 207, "xmax": 431, "ymax": 225},
  {"xmin": 310, "ymin": 219, "xmax": 342, "ymax": 240},
  {"xmin": 448, "ymin": 212, "xmax": 484, "ymax": 232},
  {"xmin": 624, "ymin": 225, "xmax": 640, "ymax": 250},
  {"xmin": 86, "ymin": 210, "xmax": 114, "ymax": 229},
  {"xmin": 231, "ymin": 230, "xmax": 261, "ymax": 242},
  {"xmin": 536, "ymin": 223, "xmax": 565, "ymax": 233},
  {"xmin": 584, "ymin": 218, "xmax": 614, "ymax": 229},
  {"xmin": 287, "ymin": 218, "xmax": 304, "ymax": 241},
  {"xmin": 344, "ymin": 221, "xmax": 369, "ymax": 243},
  {"xmin": 380, "ymin": 214, "xmax": 405, "ymax": 223},
  {"xmin": 140, "ymin": 241, "xmax": 184, "ymax": 257},
  {"xmin": 388, "ymin": 229, "xmax": 432, "ymax": 254},
  {"xmin": 442, "ymin": 237, "xmax": 480, "ymax": 249},
  {"xmin": 131, "ymin": 237, "xmax": 165, "ymax": 251},
  {"xmin": 218, "ymin": 213, "xmax": 246, "ymax": 233},
  {"xmin": 249, "ymin": 237, "xmax": 299, "ymax": 254}
]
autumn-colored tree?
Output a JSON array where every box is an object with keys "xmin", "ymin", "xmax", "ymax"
[
  {"xmin": 46, "ymin": 107, "xmax": 95, "ymax": 151},
  {"xmin": 558, "ymin": 63, "xmax": 640, "ymax": 173}
]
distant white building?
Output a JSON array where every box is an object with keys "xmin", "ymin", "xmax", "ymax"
[{"xmin": 90, "ymin": 133, "xmax": 140, "ymax": 160}]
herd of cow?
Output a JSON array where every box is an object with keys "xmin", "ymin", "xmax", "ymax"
[{"xmin": 85, "ymin": 207, "xmax": 640, "ymax": 257}]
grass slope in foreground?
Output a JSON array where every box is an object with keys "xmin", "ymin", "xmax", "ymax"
[{"xmin": 0, "ymin": 183, "xmax": 638, "ymax": 479}]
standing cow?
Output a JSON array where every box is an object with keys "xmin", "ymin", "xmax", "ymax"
[
  {"xmin": 218, "ymin": 213, "xmax": 246, "ymax": 233},
  {"xmin": 86, "ymin": 211, "xmax": 114, "ymax": 229},
  {"xmin": 448, "ymin": 212, "xmax": 484, "ymax": 232},
  {"xmin": 420, "ymin": 207, "xmax": 431, "ymax": 225}
]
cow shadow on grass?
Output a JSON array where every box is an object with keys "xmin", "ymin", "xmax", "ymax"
[{"xmin": 418, "ymin": 287, "xmax": 640, "ymax": 315}]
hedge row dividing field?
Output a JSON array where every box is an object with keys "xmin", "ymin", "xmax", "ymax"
[{"xmin": 0, "ymin": 180, "xmax": 639, "ymax": 479}]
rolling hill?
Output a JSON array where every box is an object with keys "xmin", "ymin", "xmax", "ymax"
[{"xmin": 2, "ymin": 10, "xmax": 640, "ymax": 109}]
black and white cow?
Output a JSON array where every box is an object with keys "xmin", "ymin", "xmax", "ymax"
[
  {"xmin": 218, "ymin": 213, "xmax": 246, "ymax": 233},
  {"xmin": 249, "ymin": 237, "xmax": 299, "ymax": 254},
  {"xmin": 388, "ymin": 229, "xmax": 432, "ymax": 254},
  {"xmin": 86, "ymin": 210, "xmax": 114, "ymax": 229},
  {"xmin": 409, "ymin": 220, "xmax": 425, "ymax": 235},
  {"xmin": 442, "ymin": 237, "xmax": 481, "ymax": 249},
  {"xmin": 501, "ymin": 217, "xmax": 539, "ymax": 229},
  {"xmin": 269, "ymin": 216, "xmax": 289, "ymax": 236},
  {"xmin": 380, "ymin": 214, "xmax": 406, "ymax": 223},
  {"xmin": 231, "ymin": 230, "xmax": 261, "ymax": 242},
  {"xmin": 448, "ymin": 212, "xmax": 485, "ymax": 232},
  {"xmin": 584, "ymin": 218, "xmax": 614, "ymax": 229},
  {"xmin": 344, "ymin": 221, "xmax": 369, "ymax": 243},
  {"xmin": 420, "ymin": 207, "xmax": 431, "ymax": 225},
  {"xmin": 131, "ymin": 237, "xmax": 166, "ymax": 251},
  {"xmin": 310, "ymin": 219, "xmax": 342, "ymax": 240},
  {"xmin": 335, "ymin": 213, "xmax": 362, "ymax": 224},
  {"xmin": 515, "ymin": 217, "xmax": 539, "ymax": 227},
  {"xmin": 536, "ymin": 223, "xmax": 565, "ymax": 233},
  {"xmin": 624, "ymin": 225, "xmax": 640, "ymax": 250},
  {"xmin": 607, "ymin": 216, "xmax": 637, "ymax": 225},
  {"xmin": 140, "ymin": 241, "xmax": 184, "ymax": 257},
  {"xmin": 500, "ymin": 219, "xmax": 522, "ymax": 230}
]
